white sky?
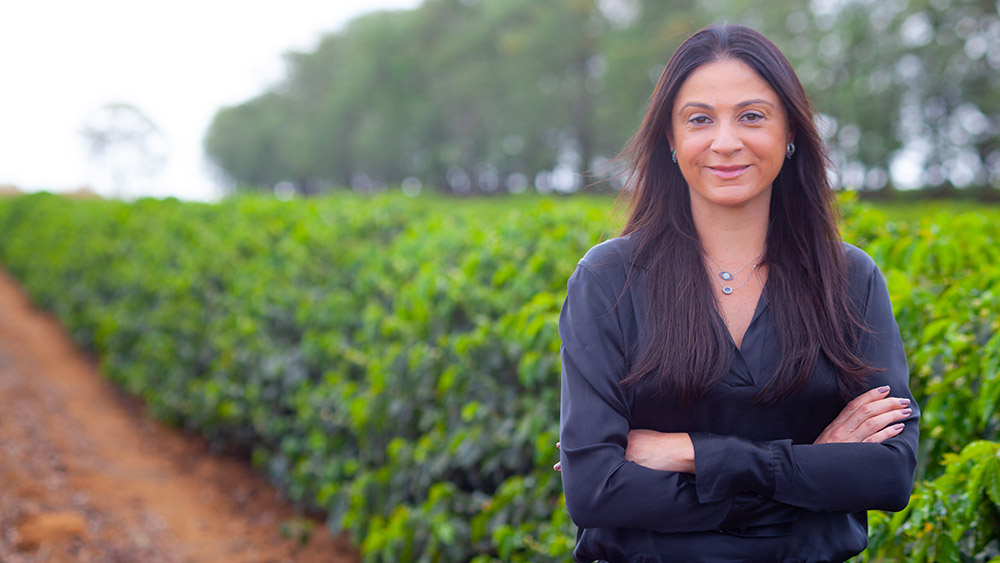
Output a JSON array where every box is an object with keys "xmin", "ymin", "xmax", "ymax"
[{"xmin": 0, "ymin": 0, "xmax": 422, "ymax": 201}]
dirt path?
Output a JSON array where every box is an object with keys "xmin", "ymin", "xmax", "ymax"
[{"xmin": 0, "ymin": 269, "xmax": 360, "ymax": 562}]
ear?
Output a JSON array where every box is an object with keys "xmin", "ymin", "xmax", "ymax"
[{"xmin": 665, "ymin": 129, "xmax": 675, "ymax": 153}]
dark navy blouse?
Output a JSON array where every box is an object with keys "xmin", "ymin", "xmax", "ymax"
[{"xmin": 558, "ymin": 237, "xmax": 918, "ymax": 563}]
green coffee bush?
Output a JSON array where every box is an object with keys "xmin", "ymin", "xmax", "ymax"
[{"xmin": 1, "ymin": 192, "xmax": 998, "ymax": 561}]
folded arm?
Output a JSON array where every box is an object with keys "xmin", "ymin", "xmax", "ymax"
[
  {"xmin": 688, "ymin": 264, "xmax": 919, "ymax": 513},
  {"xmin": 559, "ymin": 263, "xmax": 801, "ymax": 532}
]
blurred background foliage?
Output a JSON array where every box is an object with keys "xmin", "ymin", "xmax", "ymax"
[{"xmin": 204, "ymin": 0, "xmax": 1000, "ymax": 198}]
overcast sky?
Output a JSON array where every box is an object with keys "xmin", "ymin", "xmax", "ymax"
[{"xmin": 0, "ymin": 0, "xmax": 422, "ymax": 201}]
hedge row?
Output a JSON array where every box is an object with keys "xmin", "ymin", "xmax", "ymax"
[
  {"xmin": 847, "ymin": 207, "xmax": 1000, "ymax": 562},
  {"xmin": 0, "ymin": 192, "xmax": 997, "ymax": 561}
]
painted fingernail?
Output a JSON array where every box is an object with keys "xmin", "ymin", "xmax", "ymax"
[
  {"xmin": 556, "ymin": 442, "xmax": 561, "ymax": 448},
  {"xmin": 877, "ymin": 385, "xmax": 890, "ymax": 394},
  {"xmin": 897, "ymin": 399, "xmax": 910, "ymax": 406},
  {"xmin": 900, "ymin": 408, "xmax": 912, "ymax": 416},
  {"xmin": 892, "ymin": 424, "xmax": 904, "ymax": 431},
  {"xmin": 553, "ymin": 462, "xmax": 561, "ymax": 471}
]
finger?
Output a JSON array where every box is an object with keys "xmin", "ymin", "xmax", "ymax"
[
  {"xmin": 855, "ymin": 407, "xmax": 912, "ymax": 440},
  {"xmin": 862, "ymin": 423, "xmax": 905, "ymax": 444},
  {"xmin": 556, "ymin": 441, "xmax": 560, "ymax": 449},
  {"xmin": 842, "ymin": 385, "xmax": 892, "ymax": 417},
  {"xmin": 553, "ymin": 461, "xmax": 561, "ymax": 472},
  {"xmin": 849, "ymin": 398, "xmax": 911, "ymax": 433}
]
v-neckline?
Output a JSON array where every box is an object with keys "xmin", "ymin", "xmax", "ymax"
[{"xmin": 721, "ymin": 279, "xmax": 770, "ymax": 353}]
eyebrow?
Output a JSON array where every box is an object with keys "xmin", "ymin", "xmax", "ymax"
[{"xmin": 679, "ymin": 99, "xmax": 776, "ymax": 112}]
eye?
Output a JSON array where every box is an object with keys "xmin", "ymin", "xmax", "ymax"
[
  {"xmin": 741, "ymin": 111, "xmax": 765, "ymax": 123},
  {"xmin": 688, "ymin": 114, "xmax": 712, "ymax": 125}
]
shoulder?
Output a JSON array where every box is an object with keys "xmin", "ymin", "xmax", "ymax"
[
  {"xmin": 578, "ymin": 235, "xmax": 636, "ymax": 269},
  {"xmin": 841, "ymin": 242, "xmax": 879, "ymax": 283},
  {"xmin": 840, "ymin": 242, "xmax": 882, "ymax": 310},
  {"xmin": 569, "ymin": 235, "xmax": 637, "ymax": 297},
  {"xmin": 577, "ymin": 235, "xmax": 637, "ymax": 278}
]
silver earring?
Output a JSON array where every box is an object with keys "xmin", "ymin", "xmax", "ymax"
[
  {"xmin": 786, "ymin": 143, "xmax": 796, "ymax": 159},
  {"xmin": 671, "ymin": 149, "xmax": 677, "ymax": 163}
]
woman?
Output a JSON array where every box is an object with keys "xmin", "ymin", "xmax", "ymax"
[{"xmin": 557, "ymin": 24, "xmax": 918, "ymax": 562}]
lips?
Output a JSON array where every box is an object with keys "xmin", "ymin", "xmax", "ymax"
[{"xmin": 708, "ymin": 165, "xmax": 750, "ymax": 180}]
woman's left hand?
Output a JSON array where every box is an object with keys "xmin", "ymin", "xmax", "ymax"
[{"xmin": 814, "ymin": 385, "xmax": 911, "ymax": 445}]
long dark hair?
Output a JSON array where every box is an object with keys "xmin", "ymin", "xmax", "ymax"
[{"xmin": 618, "ymin": 24, "xmax": 871, "ymax": 404}]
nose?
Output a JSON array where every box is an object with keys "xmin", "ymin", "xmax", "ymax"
[{"xmin": 711, "ymin": 121, "xmax": 743, "ymax": 154}]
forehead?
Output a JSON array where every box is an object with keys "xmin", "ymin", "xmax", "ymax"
[{"xmin": 673, "ymin": 58, "xmax": 781, "ymax": 111}]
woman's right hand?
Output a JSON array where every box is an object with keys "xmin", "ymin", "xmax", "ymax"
[{"xmin": 814, "ymin": 385, "xmax": 911, "ymax": 444}]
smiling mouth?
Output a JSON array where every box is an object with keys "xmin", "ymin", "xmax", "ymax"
[{"xmin": 708, "ymin": 165, "xmax": 750, "ymax": 179}]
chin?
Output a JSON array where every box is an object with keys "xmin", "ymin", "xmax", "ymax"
[{"xmin": 703, "ymin": 188, "xmax": 770, "ymax": 208}]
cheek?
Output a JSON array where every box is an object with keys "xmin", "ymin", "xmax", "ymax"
[
  {"xmin": 675, "ymin": 133, "xmax": 711, "ymax": 157},
  {"xmin": 751, "ymin": 135, "xmax": 788, "ymax": 164}
]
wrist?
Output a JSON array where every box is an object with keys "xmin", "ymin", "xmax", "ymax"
[
  {"xmin": 672, "ymin": 433, "xmax": 696, "ymax": 473},
  {"xmin": 629, "ymin": 431, "xmax": 694, "ymax": 473}
]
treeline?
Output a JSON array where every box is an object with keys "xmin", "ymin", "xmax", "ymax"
[{"xmin": 204, "ymin": 0, "xmax": 1000, "ymax": 196}]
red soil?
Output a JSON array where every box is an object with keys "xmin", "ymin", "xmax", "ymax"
[{"xmin": 0, "ymin": 269, "xmax": 360, "ymax": 562}]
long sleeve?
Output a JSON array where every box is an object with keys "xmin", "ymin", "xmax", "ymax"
[
  {"xmin": 689, "ymin": 261, "xmax": 919, "ymax": 513},
  {"xmin": 559, "ymin": 260, "xmax": 799, "ymax": 532}
]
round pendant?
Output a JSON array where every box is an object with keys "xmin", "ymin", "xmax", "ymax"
[
  {"xmin": 722, "ymin": 286, "xmax": 734, "ymax": 295},
  {"xmin": 719, "ymin": 271, "xmax": 733, "ymax": 281}
]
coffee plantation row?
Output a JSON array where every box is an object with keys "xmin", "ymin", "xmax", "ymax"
[{"xmin": 0, "ymin": 192, "xmax": 997, "ymax": 562}]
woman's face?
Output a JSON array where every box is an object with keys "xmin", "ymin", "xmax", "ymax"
[{"xmin": 669, "ymin": 58, "xmax": 792, "ymax": 211}]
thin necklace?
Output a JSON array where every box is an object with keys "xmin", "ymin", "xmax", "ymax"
[{"xmin": 704, "ymin": 248, "xmax": 765, "ymax": 295}]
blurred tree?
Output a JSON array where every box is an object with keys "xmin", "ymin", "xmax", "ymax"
[
  {"xmin": 204, "ymin": 0, "xmax": 1000, "ymax": 196},
  {"xmin": 709, "ymin": 0, "xmax": 1000, "ymax": 195},
  {"xmin": 204, "ymin": 93, "xmax": 289, "ymax": 190},
  {"xmin": 81, "ymin": 102, "xmax": 168, "ymax": 198}
]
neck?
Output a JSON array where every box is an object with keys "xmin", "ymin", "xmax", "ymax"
[{"xmin": 690, "ymin": 195, "xmax": 770, "ymax": 263}]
